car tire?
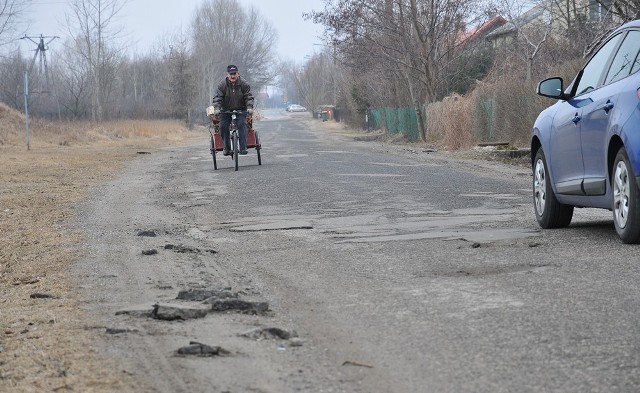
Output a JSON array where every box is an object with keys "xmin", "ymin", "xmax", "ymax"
[
  {"xmin": 612, "ymin": 147, "xmax": 640, "ymax": 243},
  {"xmin": 533, "ymin": 149, "xmax": 574, "ymax": 228}
]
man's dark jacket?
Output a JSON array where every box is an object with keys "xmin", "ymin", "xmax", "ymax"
[{"xmin": 212, "ymin": 77, "xmax": 254, "ymax": 110}]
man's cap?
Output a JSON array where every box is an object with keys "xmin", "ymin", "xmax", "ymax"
[{"xmin": 227, "ymin": 65, "xmax": 238, "ymax": 74}]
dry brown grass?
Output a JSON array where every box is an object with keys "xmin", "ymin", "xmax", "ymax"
[
  {"xmin": 425, "ymin": 94, "xmax": 474, "ymax": 150},
  {"xmin": 0, "ymin": 103, "xmax": 202, "ymax": 392},
  {"xmin": 1, "ymin": 102, "xmax": 195, "ymax": 148},
  {"xmin": 423, "ymin": 76, "xmax": 543, "ymax": 149}
]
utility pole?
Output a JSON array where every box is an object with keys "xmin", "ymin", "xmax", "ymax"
[
  {"xmin": 21, "ymin": 34, "xmax": 59, "ymax": 92},
  {"xmin": 24, "ymin": 71, "xmax": 30, "ymax": 150}
]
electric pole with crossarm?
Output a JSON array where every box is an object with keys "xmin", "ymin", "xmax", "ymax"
[{"xmin": 21, "ymin": 34, "xmax": 58, "ymax": 93}]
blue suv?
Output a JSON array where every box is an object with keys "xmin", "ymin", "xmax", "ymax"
[{"xmin": 531, "ymin": 19, "xmax": 640, "ymax": 243}]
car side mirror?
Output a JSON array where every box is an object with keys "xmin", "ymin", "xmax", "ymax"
[{"xmin": 537, "ymin": 77, "xmax": 566, "ymax": 99}]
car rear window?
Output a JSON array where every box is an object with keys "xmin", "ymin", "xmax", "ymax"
[
  {"xmin": 605, "ymin": 30, "xmax": 640, "ymax": 84},
  {"xmin": 575, "ymin": 33, "xmax": 623, "ymax": 96}
]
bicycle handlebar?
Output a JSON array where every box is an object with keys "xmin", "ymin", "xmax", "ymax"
[{"xmin": 219, "ymin": 110, "xmax": 250, "ymax": 115}]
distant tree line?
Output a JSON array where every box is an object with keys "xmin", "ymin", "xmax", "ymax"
[
  {"xmin": 1, "ymin": 0, "xmax": 639, "ymax": 147},
  {"xmin": 0, "ymin": 0, "xmax": 278, "ymax": 122}
]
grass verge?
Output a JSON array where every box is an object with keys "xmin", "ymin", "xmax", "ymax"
[{"xmin": 0, "ymin": 107, "xmax": 203, "ymax": 391}]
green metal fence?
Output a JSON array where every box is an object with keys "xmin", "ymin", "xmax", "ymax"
[
  {"xmin": 371, "ymin": 107, "xmax": 420, "ymax": 142},
  {"xmin": 475, "ymin": 99, "xmax": 496, "ymax": 141}
]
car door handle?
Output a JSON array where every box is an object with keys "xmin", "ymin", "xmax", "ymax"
[
  {"xmin": 603, "ymin": 101, "xmax": 614, "ymax": 113},
  {"xmin": 572, "ymin": 114, "xmax": 581, "ymax": 124}
]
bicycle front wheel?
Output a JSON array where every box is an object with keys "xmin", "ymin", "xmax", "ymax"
[
  {"xmin": 210, "ymin": 134, "xmax": 218, "ymax": 170},
  {"xmin": 232, "ymin": 131, "xmax": 239, "ymax": 171}
]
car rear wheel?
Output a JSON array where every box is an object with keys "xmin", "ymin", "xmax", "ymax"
[
  {"xmin": 533, "ymin": 149, "xmax": 573, "ymax": 228},
  {"xmin": 612, "ymin": 147, "xmax": 640, "ymax": 243}
]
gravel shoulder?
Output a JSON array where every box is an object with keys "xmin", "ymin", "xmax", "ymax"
[{"xmin": 0, "ymin": 123, "xmax": 202, "ymax": 392}]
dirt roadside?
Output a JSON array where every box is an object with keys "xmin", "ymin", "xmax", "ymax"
[{"xmin": 0, "ymin": 110, "xmax": 203, "ymax": 392}]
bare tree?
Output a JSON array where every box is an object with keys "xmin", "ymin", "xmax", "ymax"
[
  {"xmin": 0, "ymin": 0, "xmax": 27, "ymax": 49},
  {"xmin": 307, "ymin": 0, "xmax": 478, "ymax": 140},
  {"xmin": 478, "ymin": 1, "xmax": 554, "ymax": 81},
  {"xmin": 166, "ymin": 29, "xmax": 196, "ymax": 120},
  {"xmin": 116, "ymin": 53, "xmax": 169, "ymax": 118},
  {"xmin": 65, "ymin": 0, "xmax": 126, "ymax": 121},
  {"xmin": 544, "ymin": 0, "xmax": 618, "ymax": 59},
  {"xmin": 56, "ymin": 41, "xmax": 91, "ymax": 119},
  {"xmin": 0, "ymin": 49, "xmax": 26, "ymax": 107},
  {"xmin": 291, "ymin": 50, "xmax": 339, "ymax": 112},
  {"xmin": 489, "ymin": 0, "xmax": 619, "ymax": 81},
  {"xmin": 190, "ymin": 0, "xmax": 278, "ymax": 107},
  {"xmin": 598, "ymin": 0, "xmax": 640, "ymax": 20}
]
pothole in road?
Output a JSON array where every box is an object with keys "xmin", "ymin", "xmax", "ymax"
[
  {"xmin": 228, "ymin": 220, "xmax": 313, "ymax": 232},
  {"xmin": 239, "ymin": 327, "xmax": 298, "ymax": 341},
  {"xmin": 140, "ymin": 244, "xmax": 217, "ymax": 256},
  {"xmin": 115, "ymin": 287, "xmax": 271, "ymax": 320},
  {"xmin": 219, "ymin": 205, "xmax": 537, "ymax": 244},
  {"xmin": 164, "ymin": 244, "xmax": 217, "ymax": 254},
  {"xmin": 427, "ymin": 263, "xmax": 553, "ymax": 278},
  {"xmin": 137, "ymin": 230, "xmax": 158, "ymax": 237}
]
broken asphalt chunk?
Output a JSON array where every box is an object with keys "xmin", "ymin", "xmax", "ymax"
[
  {"xmin": 206, "ymin": 299, "xmax": 270, "ymax": 315},
  {"xmin": 137, "ymin": 230, "xmax": 157, "ymax": 237},
  {"xmin": 176, "ymin": 288, "xmax": 237, "ymax": 301},
  {"xmin": 115, "ymin": 306, "xmax": 154, "ymax": 318},
  {"xmin": 142, "ymin": 249, "xmax": 158, "ymax": 255},
  {"xmin": 176, "ymin": 341, "xmax": 230, "ymax": 357},
  {"xmin": 152, "ymin": 303, "xmax": 209, "ymax": 321},
  {"xmin": 30, "ymin": 293, "xmax": 56, "ymax": 299}
]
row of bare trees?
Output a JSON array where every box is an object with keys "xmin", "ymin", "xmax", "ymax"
[
  {"xmin": 0, "ymin": 0, "xmax": 278, "ymax": 122},
  {"xmin": 2, "ymin": 0, "xmax": 639, "ymax": 139},
  {"xmin": 303, "ymin": 0, "xmax": 480, "ymax": 138},
  {"xmin": 295, "ymin": 0, "xmax": 637, "ymax": 141}
]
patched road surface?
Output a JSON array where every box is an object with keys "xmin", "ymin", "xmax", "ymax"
[{"xmin": 73, "ymin": 109, "xmax": 640, "ymax": 392}]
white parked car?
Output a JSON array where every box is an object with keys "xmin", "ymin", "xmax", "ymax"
[{"xmin": 286, "ymin": 104, "xmax": 307, "ymax": 112}]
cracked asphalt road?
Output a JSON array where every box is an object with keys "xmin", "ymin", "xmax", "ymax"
[{"xmin": 72, "ymin": 109, "xmax": 640, "ymax": 392}]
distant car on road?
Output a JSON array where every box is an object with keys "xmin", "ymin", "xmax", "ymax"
[
  {"xmin": 286, "ymin": 104, "xmax": 307, "ymax": 112},
  {"xmin": 531, "ymin": 19, "xmax": 640, "ymax": 243}
]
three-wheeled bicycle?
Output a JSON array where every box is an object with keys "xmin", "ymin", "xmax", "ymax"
[{"xmin": 206, "ymin": 107, "xmax": 261, "ymax": 171}]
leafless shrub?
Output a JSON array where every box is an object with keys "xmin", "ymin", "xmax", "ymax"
[{"xmin": 423, "ymin": 56, "xmax": 586, "ymax": 150}]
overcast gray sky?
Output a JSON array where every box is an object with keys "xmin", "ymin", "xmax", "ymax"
[{"xmin": 23, "ymin": 0, "xmax": 326, "ymax": 62}]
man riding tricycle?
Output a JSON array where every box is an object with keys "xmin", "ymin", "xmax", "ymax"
[{"xmin": 206, "ymin": 64, "xmax": 261, "ymax": 171}]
